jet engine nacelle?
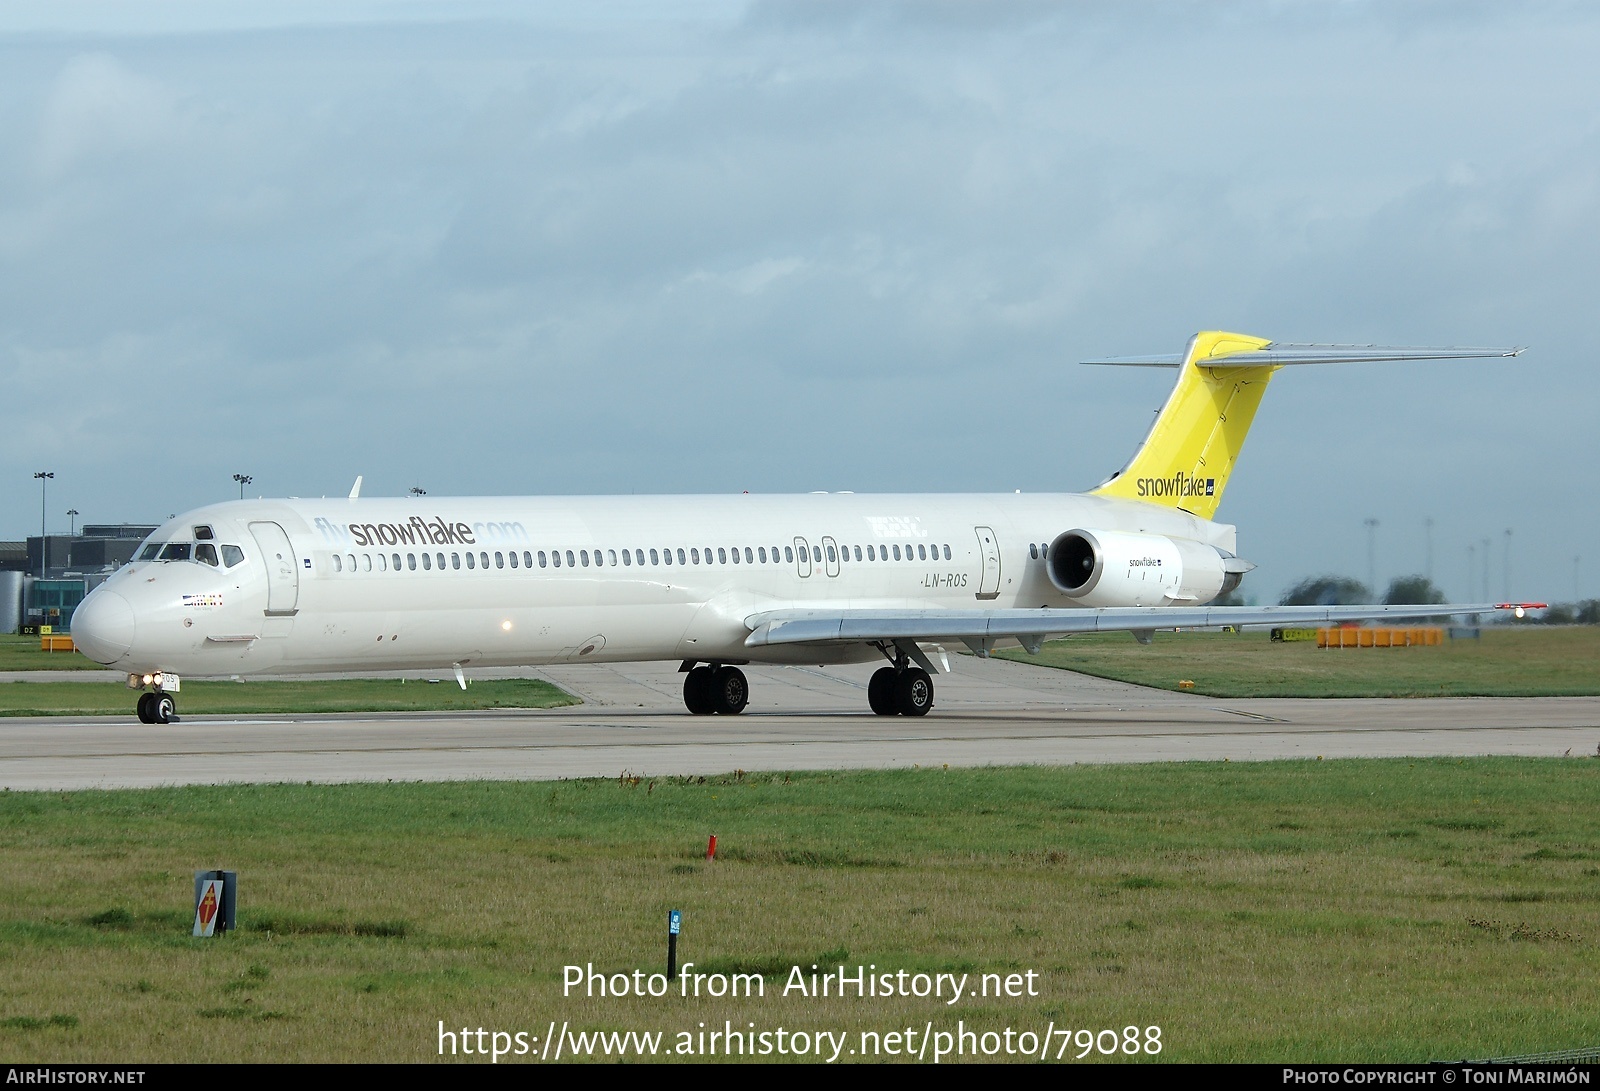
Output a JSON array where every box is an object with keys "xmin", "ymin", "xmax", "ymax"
[{"xmin": 1046, "ymin": 528, "xmax": 1245, "ymax": 608}]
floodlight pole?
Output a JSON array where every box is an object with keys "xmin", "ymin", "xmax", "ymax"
[
  {"xmin": 1503, "ymin": 528, "xmax": 1512, "ymax": 602},
  {"xmin": 233, "ymin": 473, "xmax": 253, "ymax": 500},
  {"xmin": 33, "ymin": 471, "xmax": 53, "ymax": 578},
  {"xmin": 67, "ymin": 509, "xmax": 79, "ymax": 537},
  {"xmin": 1364, "ymin": 518, "xmax": 1378, "ymax": 598}
]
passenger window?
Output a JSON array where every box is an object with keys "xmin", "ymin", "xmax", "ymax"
[
  {"xmin": 784, "ymin": 546, "xmax": 794, "ymax": 563},
  {"xmin": 196, "ymin": 544, "xmax": 220, "ymax": 567},
  {"xmin": 566, "ymin": 550, "xmax": 575, "ymax": 567},
  {"xmin": 691, "ymin": 548, "xmax": 700, "ymax": 565},
  {"xmin": 635, "ymin": 549, "xmax": 644, "ymax": 566},
  {"xmin": 854, "ymin": 545, "xmax": 862, "ymax": 561},
  {"xmin": 407, "ymin": 553, "xmax": 417, "ymax": 571},
  {"xmin": 495, "ymin": 552, "xmax": 504, "ymax": 569},
  {"xmin": 392, "ymin": 553, "xmax": 401, "ymax": 570},
  {"xmin": 456, "ymin": 553, "xmax": 466, "ymax": 570},
  {"xmin": 718, "ymin": 548, "xmax": 727, "ymax": 564},
  {"xmin": 892, "ymin": 544, "xmax": 901, "ymax": 560},
  {"xmin": 434, "ymin": 553, "xmax": 443, "ymax": 570},
  {"xmin": 826, "ymin": 544, "xmax": 836, "ymax": 563},
  {"xmin": 758, "ymin": 547, "xmax": 767, "ymax": 563},
  {"xmin": 221, "ymin": 545, "xmax": 244, "ymax": 567},
  {"xmin": 729, "ymin": 547, "xmax": 738, "ymax": 565},
  {"xmin": 581, "ymin": 550, "xmax": 590, "ymax": 567},
  {"xmin": 422, "ymin": 553, "xmax": 432, "ymax": 571},
  {"xmin": 675, "ymin": 548, "xmax": 684, "ymax": 565},
  {"xmin": 743, "ymin": 547, "xmax": 752, "ymax": 563},
  {"xmin": 944, "ymin": 544, "xmax": 952, "ymax": 560},
  {"xmin": 622, "ymin": 550, "xmax": 631, "ymax": 566},
  {"xmin": 648, "ymin": 549, "xmax": 658, "ymax": 565},
  {"xmin": 813, "ymin": 546, "xmax": 822, "ymax": 563},
  {"xmin": 1029, "ymin": 543, "xmax": 1038, "ymax": 560},
  {"xmin": 542, "ymin": 551, "xmax": 551, "ymax": 568},
  {"xmin": 917, "ymin": 544, "xmax": 926, "ymax": 561},
  {"xmin": 508, "ymin": 552, "xmax": 518, "ymax": 569},
  {"xmin": 361, "ymin": 554, "xmax": 371, "ymax": 572},
  {"xmin": 332, "ymin": 554, "xmax": 342, "ymax": 572},
  {"xmin": 376, "ymin": 554, "xmax": 386, "ymax": 572},
  {"xmin": 523, "ymin": 552, "xmax": 532, "ymax": 568}
]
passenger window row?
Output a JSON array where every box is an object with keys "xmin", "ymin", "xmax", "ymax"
[{"xmin": 326, "ymin": 541, "xmax": 957, "ymax": 574}]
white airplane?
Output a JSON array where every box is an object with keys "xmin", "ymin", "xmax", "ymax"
[{"xmin": 72, "ymin": 331, "xmax": 1537, "ymax": 724}]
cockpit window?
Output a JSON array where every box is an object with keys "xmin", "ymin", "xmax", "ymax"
[
  {"xmin": 195, "ymin": 525, "xmax": 215, "ymax": 541},
  {"xmin": 159, "ymin": 543, "xmax": 192, "ymax": 562},
  {"xmin": 138, "ymin": 544, "xmax": 160, "ymax": 561},
  {"xmin": 221, "ymin": 545, "xmax": 245, "ymax": 567},
  {"xmin": 196, "ymin": 543, "xmax": 219, "ymax": 567}
]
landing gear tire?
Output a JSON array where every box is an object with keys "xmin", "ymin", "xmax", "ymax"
[
  {"xmin": 868, "ymin": 667, "xmax": 898, "ymax": 715},
  {"xmin": 151, "ymin": 693, "xmax": 176, "ymax": 724},
  {"xmin": 893, "ymin": 667, "xmax": 933, "ymax": 717},
  {"xmin": 683, "ymin": 667, "xmax": 717, "ymax": 715},
  {"xmin": 136, "ymin": 692, "xmax": 155, "ymax": 724},
  {"xmin": 710, "ymin": 666, "xmax": 749, "ymax": 716}
]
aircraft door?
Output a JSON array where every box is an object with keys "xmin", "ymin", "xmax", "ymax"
[
  {"xmin": 249, "ymin": 521, "xmax": 300, "ymax": 616},
  {"xmin": 822, "ymin": 536, "xmax": 841, "ymax": 578},
  {"xmin": 793, "ymin": 536, "xmax": 811, "ymax": 578},
  {"xmin": 974, "ymin": 526, "xmax": 1001, "ymax": 600}
]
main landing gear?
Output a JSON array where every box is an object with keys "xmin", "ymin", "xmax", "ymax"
[
  {"xmin": 867, "ymin": 644, "xmax": 934, "ymax": 716},
  {"xmin": 683, "ymin": 663, "xmax": 749, "ymax": 716},
  {"xmin": 135, "ymin": 690, "xmax": 178, "ymax": 724}
]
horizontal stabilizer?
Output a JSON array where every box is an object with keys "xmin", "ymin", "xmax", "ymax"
[{"xmin": 1082, "ymin": 344, "xmax": 1523, "ymax": 368}]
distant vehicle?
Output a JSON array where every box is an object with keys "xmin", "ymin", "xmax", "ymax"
[{"xmin": 73, "ymin": 331, "xmax": 1535, "ymax": 723}]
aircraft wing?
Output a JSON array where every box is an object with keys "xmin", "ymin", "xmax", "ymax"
[{"xmin": 744, "ymin": 603, "xmax": 1540, "ymax": 658}]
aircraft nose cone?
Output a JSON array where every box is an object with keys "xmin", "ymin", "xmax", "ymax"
[{"xmin": 72, "ymin": 590, "xmax": 136, "ymax": 665}]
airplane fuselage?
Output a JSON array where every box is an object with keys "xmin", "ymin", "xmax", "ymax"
[{"xmin": 73, "ymin": 491, "xmax": 1234, "ymax": 678}]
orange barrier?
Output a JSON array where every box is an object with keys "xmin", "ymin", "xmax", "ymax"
[
  {"xmin": 40, "ymin": 634, "xmax": 75, "ymax": 653},
  {"xmin": 1315, "ymin": 627, "xmax": 1443, "ymax": 649}
]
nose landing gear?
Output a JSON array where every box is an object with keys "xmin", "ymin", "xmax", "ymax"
[{"xmin": 135, "ymin": 691, "xmax": 178, "ymax": 724}]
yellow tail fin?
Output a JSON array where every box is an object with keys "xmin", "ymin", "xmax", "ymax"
[{"xmin": 1090, "ymin": 330, "xmax": 1277, "ymax": 521}]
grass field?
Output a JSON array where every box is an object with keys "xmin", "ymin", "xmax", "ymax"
[
  {"xmin": 2, "ymin": 760, "xmax": 1598, "ymax": 1063},
  {"xmin": 0, "ymin": 634, "xmax": 96, "ymax": 671},
  {"xmin": 994, "ymin": 626, "xmax": 1600, "ymax": 698},
  {"xmin": 0, "ymin": 678, "xmax": 577, "ymax": 717}
]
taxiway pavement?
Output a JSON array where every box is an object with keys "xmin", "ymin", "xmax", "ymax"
[{"xmin": 2, "ymin": 658, "xmax": 1596, "ymax": 790}]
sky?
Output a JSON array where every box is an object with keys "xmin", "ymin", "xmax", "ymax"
[{"xmin": 1, "ymin": 1, "xmax": 1595, "ymax": 606}]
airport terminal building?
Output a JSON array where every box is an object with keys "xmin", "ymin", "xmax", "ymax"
[{"xmin": 0, "ymin": 524, "xmax": 156, "ymax": 633}]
